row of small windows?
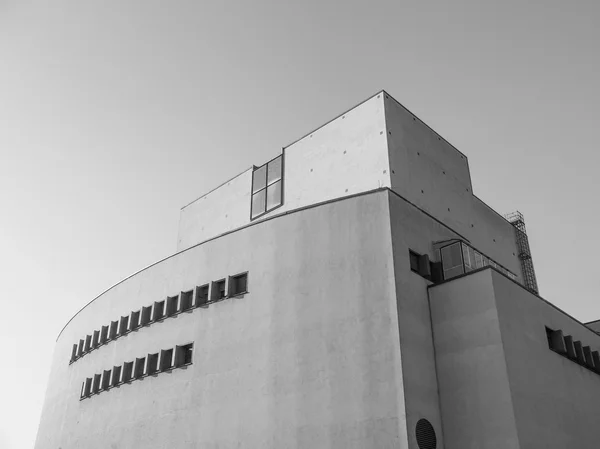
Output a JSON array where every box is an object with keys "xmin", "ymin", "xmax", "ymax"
[
  {"xmin": 439, "ymin": 241, "xmax": 517, "ymax": 281},
  {"xmin": 80, "ymin": 342, "xmax": 193, "ymax": 400},
  {"xmin": 251, "ymin": 154, "xmax": 283, "ymax": 220},
  {"xmin": 545, "ymin": 327, "xmax": 600, "ymax": 375},
  {"xmin": 70, "ymin": 272, "xmax": 248, "ymax": 364}
]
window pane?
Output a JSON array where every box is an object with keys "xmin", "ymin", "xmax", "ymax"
[
  {"xmin": 267, "ymin": 156, "xmax": 282, "ymax": 185},
  {"xmin": 474, "ymin": 251, "xmax": 483, "ymax": 269},
  {"xmin": 251, "ymin": 190, "xmax": 266, "ymax": 218},
  {"xmin": 462, "ymin": 243, "xmax": 472, "ymax": 271},
  {"xmin": 266, "ymin": 180, "xmax": 282, "ymax": 210},
  {"xmin": 252, "ymin": 165, "xmax": 267, "ymax": 193},
  {"xmin": 441, "ymin": 242, "xmax": 464, "ymax": 280}
]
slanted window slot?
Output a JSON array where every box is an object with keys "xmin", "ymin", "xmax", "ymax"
[
  {"xmin": 101, "ymin": 370, "xmax": 111, "ymax": 391},
  {"xmin": 83, "ymin": 377, "xmax": 92, "ymax": 397},
  {"xmin": 153, "ymin": 300, "xmax": 165, "ymax": 321},
  {"xmin": 122, "ymin": 361, "xmax": 133, "ymax": 382},
  {"xmin": 77, "ymin": 339, "xmax": 84, "ymax": 357},
  {"xmin": 574, "ymin": 340, "xmax": 586, "ymax": 365},
  {"xmin": 147, "ymin": 353, "xmax": 159, "ymax": 375},
  {"xmin": 564, "ymin": 335, "xmax": 577, "ymax": 360},
  {"xmin": 109, "ymin": 320, "xmax": 118, "ymax": 340},
  {"xmin": 71, "ymin": 344, "xmax": 78, "ymax": 362},
  {"xmin": 111, "ymin": 366, "xmax": 122, "ymax": 387},
  {"xmin": 134, "ymin": 357, "xmax": 146, "ymax": 379},
  {"xmin": 130, "ymin": 310, "xmax": 140, "ymax": 331},
  {"xmin": 166, "ymin": 295, "xmax": 178, "ymax": 317},
  {"xmin": 100, "ymin": 325, "xmax": 109, "ymax": 344},
  {"xmin": 92, "ymin": 330, "xmax": 100, "ymax": 349},
  {"xmin": 84, "ymin": 335, "xmax": 92, "ymax": 352},
  {"xmin": 118, "ymin": 316, "xmax": 129, "ymax": 336},
  {"xmin": 180, "ymin": 290, "xmax": 193, "ymax": 312},
  {"xmin": 160, "ymin": 348, "xmax": 174, "ymax": 371},
  {"xmin": 92, "ymin": 374, "xmax": 101, "ymax": 394},
  {"xmin": 141, "ymin": 306, "xmax": 152, "ymax": 326}
]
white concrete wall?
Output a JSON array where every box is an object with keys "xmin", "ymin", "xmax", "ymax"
[
  {"xmin": 36, "ymin": 192, "xmax": 409, "ymax": 449},
  {"xmin": 177, "ymin": 94, "xmax": 390, "ymax": 251}
]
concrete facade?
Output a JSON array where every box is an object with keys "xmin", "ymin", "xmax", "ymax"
[{"xmin": 35, "ymin": 90, "xmax": 597, "ymax": 449}]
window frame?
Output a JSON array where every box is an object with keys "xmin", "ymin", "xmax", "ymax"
[
  {"xmin": 228, "ymin": 272, "xmax": 249, "ymax": 297},
  {"xmin": 250, "ymin": 153, "xmax": 284, "ymax": 221}
]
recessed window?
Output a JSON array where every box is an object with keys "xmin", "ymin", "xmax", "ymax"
[
  {"xmin": 141, "ymin": 306, "xmax": 152, "ymax": 326},
  {"xmin": 109, "ymin": 321, "xmax": 118, "ymax": 340},
  {"xmin": 71, "ymin": 344, "xmax": 78, "ymax": 362},
  {"xmin": 118, "ymin": 316, "xmax": 129, "ymax": 336},
  {"xmin": 77, "ymin": 339, "xmax": 84, "ymax": 357},
  {"xmin": 166, "ymin": 295, "xmax": 178, "ymax": 317},
  {"xmin": 153, "ymin": 300, "xmax": 165, "ymax": 321},
  {"xmin": 175, "ymin": 343, "xmax": 194, "ymax": 367},
  {"xmin": 251, "ymin": 154, "xmax": 283, "ymax": 219},
  {"xmin": 92, "ymin": 330, "xmax": 100, "ymax": 349},
  {"xmin": 101, "ymin": 369, "xmax": 111, "ymax": 391},
  {"xmin": 84, "ymin": 335, "xmax": 92, "ymax": 352},
  {"xmin": 83, "ymin": 377, "xmax": 92, "ymax": 397},
  {"xmin": 211, "ymin": 279, "xmax": 226, "ymax": 302},
  {"xmin": 130, "ymin": 310, "xmax": 140, "ymax": 331},
  {"xmin": 196, "ymin": 284, "xmax": 209, "ymax": 307},
  {"xmin": 122, "ymin": 361, "xmax": 133, "ymax": 383},
  {"xmin": 100, "ymin": 325, "xmax": 108, "ymax": 344},
  {"xmin": 92, "ymin": 374, "xmax": 101, "ymax": 394},
  {"xmin": 409, "ymin": 250, "xmax": 420, "ymax": 272},
  {"xmin": 147, "ymin": 353, "xmax": 159, "ymax": 375},
  {"xmin": 180, "ymin": 290, "xmax": 193, "ymax": 312},
  {"xmin": 160, "ymin": 348, "xmax": 174, "ymax": 371},
  {"xmin": 134, "ymin": 357, "xmax": 146, "ymax": 379},
  {"xmin": 229, "ymin": 273, "xmax": 248, "ymax": 297},
  {"xmin": 111, "ymin": 366, "xmax": 122, "ymax": 387}
]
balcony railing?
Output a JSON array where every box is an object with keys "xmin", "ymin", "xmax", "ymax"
[{"xmin": 439, "ymin": 241, "xmax": 518, "ymax": 282}]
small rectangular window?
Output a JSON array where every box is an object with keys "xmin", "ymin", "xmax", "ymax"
[
  {"xmin": 153, "ymin": 300, "xmax": 165, "ymax": 321},
  {"xmin": 83, "ymin": 377, "xmax": 93, "ymax": 397},
  {"xmin": 564, "ymin": 335, "xmax": 577, "ymax": 360},
  {"xmin": 122, "ymin": 361, "xmax": 133, "ymax": 382},
  {"xmin": 130, "ymin": 310, "xmax": 141, "ymax": 330},
  {"xmin": 545, "ymin": 327, "xmax": 567, "ymax": 354},
  {"xmin": 92, "ymin": 374, "xmax": 101, "ymax": 394},
  {"xmin": 84, "ymin": 335, "xmax": 92, "ymax": 352},
  {"xmin": 118, "ymin": 316, "xmax": 129, "ymax": 336},
  {"xmin": 109, "ymin": 320, "xmax": 118, "ymax": 340},
  {"xmin": 211, "ymin": 279, "xmax": 226, "ymax": 302},
  {"xmin": 195, "ymin": 284, "xmax": 209, "ymax": 307},
  {"xmin": 111, "ymin": 366, "xmax": 122, "ymax": 387},
  {"xmin": 71, "ymin": 344, "xmax": 78, "ymax": 362},
  {"xmin": 101, "ymin": 369, "xmax": 111, "ymax": 391},
  {"xmin": 100, "ymin": 325, "xmax": 109, "ymax": 344},
  {"xmin": 574, "ymin": 340, "xmax": 586, "ymax": 365},
  {"xmin": 160, "ymin": 348, "xmax": 174, "ymax": 371},
  {"xmin": 251, "ymin": 155, "xmax": 284, "ymax": 219},
  {"xmin": 229, "ymin": 273, "xmax": 248, "ymax": 297},
  {"xmin": 175, "ymin": 343, "xmax": 194, "ymax": 367},
  {"xmin": 409, "ymin": 250, "xmax": 420, "ymax": 272},
  {"xmin": 134, "ymin": 357, "xmax": 146, "ymax": 379},
  {"xmin": 180, "ymin": 290, "xmax": 193, "ymax": 312},
  {"xmin": 92, "ymin": 330, "xmax": 100, "ymax": 349},
  {"xmin": 166, "ymin": 295, "xmax": 178, "ymax": 317},
  {"xmin": 77, "ymin": 339, "xmax": 84, "ymax": 357},
  {"xmin": 141, "ymin": 306, "xmax": 152, "ymax": 326},
  {"xmin": 147, "ymin": 353, "xmax": 159, "ymax": 375},
  {"xmin": 440, "ymin": 242, "xmax": 464, "ymax": 280}
]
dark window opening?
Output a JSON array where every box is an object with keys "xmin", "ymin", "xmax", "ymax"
[
  {"xmin": 109, "ymin": 320, "xmax": 118, "ymax": 340},
  {"xmin": 101, "ymin": 370, "xmax": 111, "ymax": 391},
  {"xmin": 153, "ymin": 300, "xmax": 165, "ymax": 321},
  {"xmin": 160, "ymin": 348, "xmax": 173, "ymax": 371},
  {"xmin": 583, "ymin": 346, "xmax": 595, "ymax": 368},
  {"xmin": 141, "ymin": 306, "xmax": 152, "ymax": 326},
  {"xmin": 175, "ymin": 343, "xmax": 194, "ymax": 367},
  {"xmin": 122, "ymin": 361, "xmax": 133, "ymax": 382},
  {"xmin": 100, "ymin": 325, "xmax": 108, "ymax": 344},
  {"xmin": 84, "ymin": 335, "xmax": 92, "ymax": 352},
  {"xmin": 564, "ymin": 335, "xmax": 577, "ymax": 360},
  {"xmin": 251, "ymin": 154, "xmax": 283, "ymax": 220},
  {"xmin": 71, "ymin": 344, "xmax": 78, "ymax": 362},
  {"xmin": 229, "ymin": 273, "xmax": 248, "ymax": 297},
  {"xmin": 574, "ymin": 341, "xmax": 586, "ymax": 364},
  {"xmin": 546, "ymin": 327, "xmax": 567, "ymax": 354},
  {"xmin": 118, "ymin": 316, "xmax": 129, "ymax": 336},
  {"xmin": 130, "ymin": 310, "xmax": 140, "ymax": 331},
  {"xmin": 147, "ymin": 353, "xmax": 159, "ymax": 375},
  {"xmin": 409, "ymin": 250, "xmax": 420, "ymax": 272},
  {"xmin": 166, "ymin": 295, "xmax": 178, "ymax": 317},
  {"xmin": 83, "ymin": 377, "xmax": 92, "ymax": 397},
  {"xmin": 211, "ymin": 279, "xmax": 226, "ymax": 302},
  {"xmin": 111, "ymin": 366, "xmax": 122, "ymax": 387},
  {"xmin": 134, "ymin": 357, "xmax": 146, "ymax": 379},
  {"xmin": 92, "ymin": 330, "xmax": 100, "ymax": 349},
  {"xmin": 92, "ymin": 374, "xmax": 101, "ymax": 394},
  {"xmin": 77, "ymin": 339, "xmax": 84, "ymax": 357},
  {"xmin": 195, "ymin": 284, "xmax": 209, "ymax": 307},
  {"xmin": 180, "ymin": 290, "xmax": 193, "ymax": 312}
]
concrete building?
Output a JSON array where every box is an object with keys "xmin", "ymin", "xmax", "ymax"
[{"xmin": 35, "ymin": 91, "xmax": 600, "ymax": 449}]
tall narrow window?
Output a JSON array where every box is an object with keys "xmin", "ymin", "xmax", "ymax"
[
  {"xmin": 84, "ymin": 335, "xmax": 92, "ymax": 352},
  {"xmin": 166, "ymin": 295, "xmax": 178, "ymax": 317},
  {"xmin": 77, "ymin": 339, "xmax": 84, "ymax": 357},
  {"xmin": 134, "ymin": 357, "xmax": 146, "ymax": 379},
  {"xmin": 180, "ymin": 290, "xmax": 193, "ymax": 312},
  {"xmin": 111, "ymin": 366, "xmax": 122, "ymax": 387},
  {"xmin": 251, "ymin": 154, "xmax": 283, "ymax": 219},
  {"xmin": 440, "ymin": 242, "xmax": 464, "ymax": 280},
  {"xmin": 92, "ymin": 374, "xmax": 101, "ymax": 394},
  {"xmin": 92, "ymin": 330, "xmax": 100, "ymax": 349},
  {"xmin": 153, "ymin": 301, "xmax": 165, "ymax": 321},
  {"xmin": 122, "ymin": 361, "xmax": 133, "ymax": 382},
  {"xmin": 118, "ymin": 316, "xmax": 129, "ymax": 336},
  {"xmin": 101, "ymin": 370, "xmax": 111, "ymax": 391},
  {"xmin": 83, "ymin": 377, "xmax": 92, "ymax": 397},
  {"xmin": 147, "ymin": 353, "xmax": 159, "ymax": 375},
  {"xmin": 100, "ymin": 325, "xmax": 109, "ymax": 344},
  {"xmin": 160, "ymin": 348, "xmax": 174, "ymax": 371},
  {"xmin": 130, "ymin": 310, "xmax": 141, "ymax": 331},
  {"xmin": 211, "ymin": 279, "xmax": 226, "ymax": 302},
  {"xmin": 71, "ymin": 344, "xmax": 78, "ymax": 362},
  {"xmin": 109, "ymin": 321, "xmax": 118, "ymax": 340},
  {"xmin": 141, "ymin": 306, "xmax": 152, "ymax": 326},
  {"xmin": 196, "ymin": 284, "xmax": 209, "ymax": 307}
]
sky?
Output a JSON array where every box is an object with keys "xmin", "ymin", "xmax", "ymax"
[{"xmin": 0, "ymin": 0, "xmax": 599, "ymax": 447}]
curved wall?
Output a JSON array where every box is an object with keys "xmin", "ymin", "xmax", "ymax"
[{"xmin": 35, "ymin": 191, "xmax": 408, "ymax": 449}]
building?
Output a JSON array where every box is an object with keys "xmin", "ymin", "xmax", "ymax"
[{"xmin": 34, "ymin": 91, "xmax": 600, "ymax": 449}]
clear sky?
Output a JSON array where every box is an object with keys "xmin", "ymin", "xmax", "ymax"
[{"xmin": 1, "ymin": 1, "xmax": 599, "ymax": 447}]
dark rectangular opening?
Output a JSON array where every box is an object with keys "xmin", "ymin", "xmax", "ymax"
[
  {"xmin": 83, "ymin": 377, "xmax": 92, "ymax": 397},
  {"xmin": 141, "ymin": 306, "xmax": 152, "ymax": 326},
  {"xmin": 118, "ymin": 316, "xmax": 129, "ymax": 336},
  {"xmin": 583, "ymin": 346, "xmax": 595, "ymax": 368},
  {"xmin": 175, "ymin": 343, "xmax": 194, "ymax": 367},
  {"xmin": 80, "ymin": 381, "xmax": 85, "ymax": 399},
  {"xmin": 111, "ymin": 365, "xmax": 122, "ymax": 387},
  {"xmin": 92, "ymin": 374, "xmax": 101, "ymax": 394},
  {"xmin": 228, "ymin": 273, "xmax": 248, "ymax": 297},
  {"xmin": 211, "ymin": 279, "xmax": 226, "ymax": 302},
  {"xmin": 147, "ymin": 353, "xmax": 159, "ymax": 375},
  {"xmin": 77, "ymin": 339, "xmax": 84, "ymax": 357},
  {"xmin": 122, "ymin": 361, "xmax": 133, "ymax": 382},
  {"xmin": 180, "ymin": 290, "xmax": 193, "ymax": 312},
  {"xmin": 130, "ymin": 310, "xmax": 140, "ymax": 331},
  {"xmin": 195, "ymin": 284, "xmax": 209, "ymax": 307},
  {"xmin": 84, "ymin": 335, "xmax": 92, "ymax": 352},
  {"xmin": 546, "ymin": 327, "xmax": 567, "ymax": 354},
  {"xmin": 593, "ymin": 351, "xmax": 600, "ymax": 372},
  {"xmin": 101, "ymin": 369, "xmax": 111, "ymax": 391},
  {"xmin": 160, "ymin": 348, "xmax": 173, "ymax": 371},
  {"xmin": 109, "ymin": 320, "xmax": 118, "ymax": 340},
  {"xmin": 71, "ymin": 344, "xmax": 78, "ymax": 362},
  {"xmin": 100, "ymin": 325, "xmax": 109, "ymax": 344},
  {"xmin": 92, "ymin": 330, "xmax": 100, "ymax": 349},
  {"xmin": 409, "ymin": 250, "xmax": 420, "ymax": 272},
  {"xmin": 564, "ymin": 335, "xmax": 577, "ymax": 360},
  {"xmin": 134, "ymin": 357, "xmax": 146, "ymax": 379},
  {"xmin": 153, "ymin": 300, "xmax": 165, "ymax": 321},
  {"xmin": 166, "ymin": 295, "xmax": 178, "ymax": 317},
  {"xmin": 574, "ymin": 340, "xmax": 586, "ymax": 365}
]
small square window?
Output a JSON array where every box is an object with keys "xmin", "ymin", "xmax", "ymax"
[
  {"xmin": 92, "ymin": 374, "xmax": 101, "ymax": 394},
  {"xmin": 180, "ymin": 290, "xmax": 193, "ymax": 312},
  {"xmin": 109, "ymin": 321, "xmax": 118, "ymax": 340},
  {"xmin": 147, "ymin": 353, "xmax": 159, "ymax": 375},
  {"xmin": 122, "ymin": 361, "xmax": 133, "ymax": 382},
  {"xmin": 141, "ymin": 306, "xmax": 152, "ymax": 326},
  {"xmin": 166, "ymin": 295, "xmax": 178, "ymax": 317},
  {"xmin": 130, "ymin": 310, "xmax": 141, "ymax": 330},
  {"xmin": 196, "ymin": 284, "xmax": 209, "ymax": 307},
  {"xmin": 134, "ymin": 357, "xmax": 146, "ymax": 379},
  {"xmin": 119, "ymin": 316, "xmax": 129, "ymax": 336},
  {"xmin": 211, "ymin": 279, "xmax": 226, "ymax": 302},
  {"xmin": 160, "ymin": 348, "xmax": 174, "ymax": 371},
  {"xmin": 92, "ymin": 330, "xmax": 100, "ymax": 349},
  {"xmin": 100, "ymin": 325, "xmax": 109, "ymax": 344},
  {"xmin": 229, "ymin": 273, "xmax": 248, "ymax": 297},
  {"xmin": 175, "ymin": 343, "xmax": 194, "ymax": 367},
  {"xmin": 101, "ymin": 369, "xmax": 111, "ymax": 391},
  {"xmin": 111, "ymin": 366, "xmax": 122, "ymax": 387}
]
